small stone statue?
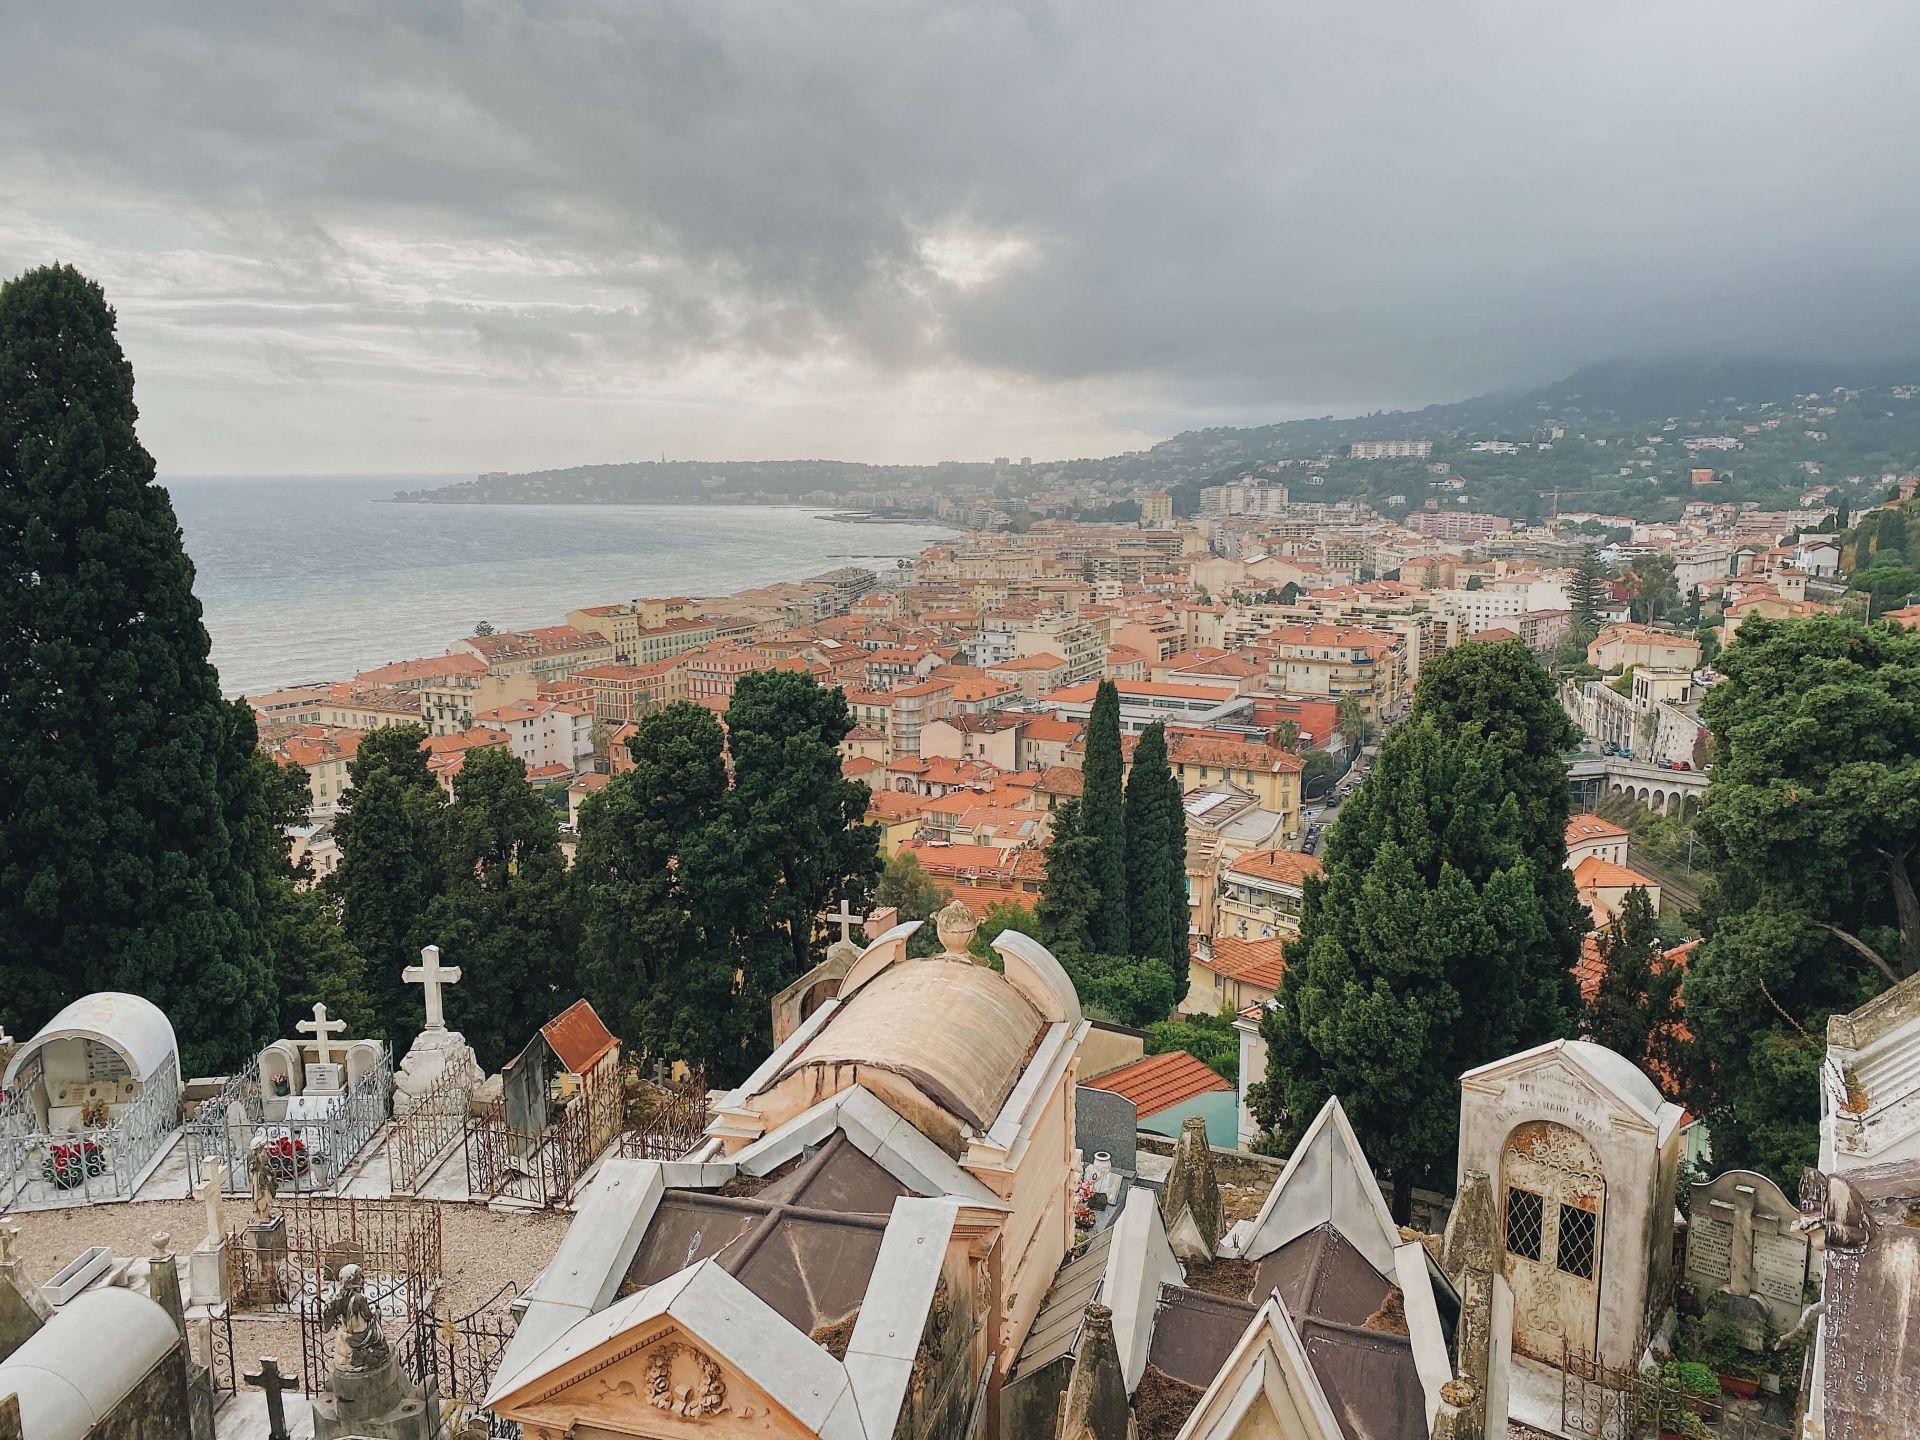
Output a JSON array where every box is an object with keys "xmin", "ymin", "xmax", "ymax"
[
  {"xmin": 321, "ymin": 1263, "xmax": 390, "ymax": 1372},
  {"xmin": 246, "ymin": 1135, "xmax": 278, "ymax": 1223}
]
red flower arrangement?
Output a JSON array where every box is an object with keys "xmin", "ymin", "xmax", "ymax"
[
  {"xmin": 42, "ymin": 1138, "xmax": 107, "ymax": 1190},
  {"xmin": 263, "ymin": 1133, "xmax": 318, "ymax": 1181}
]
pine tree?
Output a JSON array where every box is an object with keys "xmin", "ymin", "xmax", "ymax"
[
  {"xmin": 0, "ymin": 264, "xmax": 275, "ymax": 1071},
  {"xmin": 1081, "ymin": 680, "xmax": 1130, "ymax": 955},
  {"xmin": 724, "ymin": 671, "xmax": 881, "ymax": 980},
  {"xmin": 1038, "ymin": 797, "xmax": 1098, "ymax": 958},
  {"xmin": 328, "ymin": 723, "xmax": 445, "ymax": 1042},
  {"xmin": 423, "ymin": 746, "xmax": 577, "ymax": 1068},
  {"xmin": 575, "ymin": 703, "xmax": 732, "ymax": 1070},
  {"xmin": 1125, "ymin": 723, "xmax": 1189, "ymax": 1002},
  {"xmin": 1257, "ymin": 715, "xmax": 1581, "ymax": 1217},
  {"xmin": 1567, "ymin": 546, "xmax": 1606, "ymax": 638},
  {"xmin": 1583, "ymin": 887, "xmax": 1678, "ymax": 1074}
]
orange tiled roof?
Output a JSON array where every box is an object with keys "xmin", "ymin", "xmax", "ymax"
[
  {"xmin": 1225, "ymin": 849, "xmax": 1323, "ymax": 887},
  {"xmin": 1573, "ymin": 856, "xmax": 1659, "ymax": 892},
  {"xmin": 1082, "ymin": 1050, "xmax": 1231, "ymax": 1119},
  {"xmin": 1168, "ymin": 733, "xmax": 1304, "ymax": 775},
  {"xmin": 1195, "ymin": 936, "xmax": 1288, "ymax": 991},
  {"xmin": 1566, "ymin": 814, "xmax": 1629, "ymax": 846}
]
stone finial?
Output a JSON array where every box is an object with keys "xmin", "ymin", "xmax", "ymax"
[
  {"xmin": 1161, "ymin": 1116, "xmax": 1224, "ymax": 1261},
  {"xmin": 1442, "ymin": 1169, "xmax": 1499, "ymax": 1280},
  {"xmin": 1056, "ymin": 1304, "xmax": 1129, "ymax": 1440},
  {"xmin": 934, "ymin": 899, "xmax": 979, "ymax": 955}
]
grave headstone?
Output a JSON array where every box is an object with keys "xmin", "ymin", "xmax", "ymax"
[
  {"xmin": 393, "ymin": 946, "xmax": 483, "ymax": 1119},
  {"xmin": 1685, "ymin": 1168, "xmax": 1812, "ymax": 1335}
]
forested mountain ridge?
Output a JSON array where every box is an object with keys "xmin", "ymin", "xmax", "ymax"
[{"xmin": 398, "ymin": 357, "xmax": 1920, "ymax": 521}]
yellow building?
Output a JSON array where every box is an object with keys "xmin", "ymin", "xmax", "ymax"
[
  {"xmin": 1166, "ymin": 733, "xmax": 1303, "ymax": 836},
  {"xmin": 1214, "ymin": 847, "xmax": 1322, "ymax": 941}
]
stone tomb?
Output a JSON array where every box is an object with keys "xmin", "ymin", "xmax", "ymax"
[
  {"xmin": 1684, "ymin": 1168, "xmax": 1811, "ymax": 1337},
  {"xmin": 1457, "ymin": 1039, "xmax": 1685, "ymax": 1373}
]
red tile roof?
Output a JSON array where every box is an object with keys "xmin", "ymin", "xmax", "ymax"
[
  {"xmin": 1083, "ymin": 1050, "xmax": 1232, "ymax": 1118},
  {"xmin": 1224, "ymin": 849, "xmax": 1322, "ymax": 887},
  {"xmin": 1566, "ymin": 814, "xmax": 1629, "ymax": 846},
  {"xmin": 1193, "ymin": 936, "xmax": 1288, "ymax": 992}
]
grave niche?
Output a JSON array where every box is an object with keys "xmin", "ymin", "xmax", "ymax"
[{"xmin": 1684, "ymin": 1168, "xmax": 1812, "ymax": 1339}]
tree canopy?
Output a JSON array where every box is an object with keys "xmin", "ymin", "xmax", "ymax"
[
  {"xmin": 1125, "ymin": 722, "xmax": 1189, "ymax": 1000},
  {"xmin": 1681, "ymin": 614, "xmax": 1920, "ymax": 1182},
  {"xmin": 0, "ymin": 264, "xmax": 275, "ymax": 1071},
  {"xmin": 1258, "ymin": 647, "xmax": 1582, "ymax": 1216},
  {"xmin": 576, "ymin": 703, "xmax": 733, "ymax": 1072},
  {"xmin": 1081, "ymin": 681, "xmax": 1130, "ymax": 955}
]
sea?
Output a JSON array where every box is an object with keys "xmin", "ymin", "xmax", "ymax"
[{"xmin": 165, "ymin": 474, "xmax": 959, "ymax": 697}]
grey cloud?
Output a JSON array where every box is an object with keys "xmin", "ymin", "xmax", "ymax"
[{"xmin": 2, "ymin": 0, "xmax": 1918, "ymax": 469}]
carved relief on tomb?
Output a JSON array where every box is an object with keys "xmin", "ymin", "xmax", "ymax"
[{"xmin": 1501, "ymin": 1120, "xmax": 1605, "ymax": 1364}]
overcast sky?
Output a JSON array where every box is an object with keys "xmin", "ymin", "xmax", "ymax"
[{"xmin": 4, "ymin": 2, "xmax": 1918, "ymax": 475}]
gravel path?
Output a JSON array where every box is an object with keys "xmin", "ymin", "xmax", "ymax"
[{"xmin": 6, "ymin": 1194, "xmax": 573, "ymax": 1316}]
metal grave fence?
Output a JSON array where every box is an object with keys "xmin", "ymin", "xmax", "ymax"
[
  {"xmin": 183, "ymin": 1045, "xmax": 393, "ymax": 1197},
  {"xmin": 0, "ymin": 1049, "xmax": 182, "ymax": 1208}
]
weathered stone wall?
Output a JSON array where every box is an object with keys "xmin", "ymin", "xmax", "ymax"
[{"xmin": 96, "ymin": 1347, "xmax": 193, "ymax": 1440}]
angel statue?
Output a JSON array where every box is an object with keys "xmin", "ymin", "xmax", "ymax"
[{"xmin": 321, "ymin": 1263, "xmax": 391, "ymax": 1372}]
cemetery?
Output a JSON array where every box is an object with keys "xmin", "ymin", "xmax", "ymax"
[{"xmin": 0, "ymin": 907, "xmax": 1910, "ymax": 1439}]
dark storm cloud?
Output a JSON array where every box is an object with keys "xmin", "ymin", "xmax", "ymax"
[{"xmin": 1, "ymin": 0, "xmax": 1917, "ymax": 466}]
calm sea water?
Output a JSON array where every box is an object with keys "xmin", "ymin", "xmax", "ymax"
[{"xmin": 166, "ymin": 475, "xmax": 956, "ymax": 696}]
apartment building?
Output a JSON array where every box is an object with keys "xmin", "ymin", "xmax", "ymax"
[
  {"xmin": 1041, "ymin": 679, "xmax": 1251, "ymax": 734},
  {"xmin": 473, "ymin": 700, "xmax": 594, "ymax": 776},
  {"xmin": 1348, "ymin": 438, "xmax": 1432, "ymax": 459},
  {"xmin": 1167, "ymin": 732, "xmax": 1303, "ymax": 832},
  {"xmin": 1264, "ymin": 624, "xmax": 1403, "ymax": 716},
  {"xmin": 572, "ymin": 659, "xmax": 688, "ymax": 722},
  {"xmin": 451, "ymin": 625, "xmax": 615, "ymax": 682},
  {"xmin": 683, "ymin": 648, "xmax": 810, "ymax": 707},
  {"xmin": 1214, "ymin": 848, "xmax": 1323, "ymax": 941}
]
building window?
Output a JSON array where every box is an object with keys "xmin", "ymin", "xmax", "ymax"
[{"xmin": 1504, "ymin": 1187, "xmax": 1545, "ymax": 1262}]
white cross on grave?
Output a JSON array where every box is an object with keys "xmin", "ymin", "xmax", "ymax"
[
  {"xmin": 0, "ymin": 1022, "xmax": 12, "ymax": 1048},
  {"xmin": 297, "ymin": 1002, "xmax": 347, "ymax": 1067},
  {"xmin": 404, "ymin": 945, "xmax": 463, "ymax": 1031},
  {"xmin": 197, "ymin": 1163, "xmax": 227, "ymax": 1250},
  {"xmin": 827, "ymin": 899, "xmax": 862, "ymax": 945}
]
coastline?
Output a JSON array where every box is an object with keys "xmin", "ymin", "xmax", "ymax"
[{"xmin": 384, "ymin": 492, "xmax": 962, "ymax": 531}]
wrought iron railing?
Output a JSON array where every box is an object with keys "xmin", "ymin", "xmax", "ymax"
[
  {"xmin": 0, "ymin": 1052, "xmax": 180, "ymax": 1207},
  {"xmin": 183, "ymin": 1045, "xmax": 393, "ymax": 1197}
]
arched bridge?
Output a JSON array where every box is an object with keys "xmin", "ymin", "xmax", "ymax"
[{"xmin": 1565, "ymin": 755, "xmax": 1708, "ymax": 817}]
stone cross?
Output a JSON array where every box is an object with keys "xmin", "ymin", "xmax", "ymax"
[
  {"xmin": 0, "ymin": 1217, "xmax": 16, "ymax": 1264},
  {"xmin": 297, "ymin": 1002, "xmax": 347, "ymax": 1067},
  {"xmin": 243, "ymin": 1356, "xmax": 299, "ymax": 1440},
  {"xmin": 827, "ymin": 898, "xmax": 862, "ymax": 945},
  {"xmin": 197, "ymin": 1163, "xmax": 227, "ymax": 1250},
  {"xmin": 403, "ymin": 945, "xmax": 463, "ymax": 1031},
  {"xmin": 0, "ymin": 1021, "xmax": 12, "ymax": 1048}
]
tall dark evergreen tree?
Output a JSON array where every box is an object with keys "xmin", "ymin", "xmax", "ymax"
[
  {"xmin": 724, "ymin": 671, "xmax": 881, "ymax": 981},
  {"xmin": 1567, "ymin": 546, "xmax": 1607, "ymax": 637},
  {"xmin": 422, "ymin": 746, "xmax": 576, "ymax": 1068},
  {"xmin": 1081, "ymin": 680, "xmax": 1130, "ymax": 955},
  {"xmin": 327, "ymin": 723, "xmax": 445, "ymax": 1041},
  {"xmin": 575, "ymin": 703, "xmax": 734, "ymax": 1071},
  {"xmin": 1412, "ymin": 638, "xmax": 1587, "ymax": 1017},
  {"xmin": 1037, "ymin": 797, "xmax": 1097, "ymax": 959},
  {"xmin": 1583, "ymin": 886, "xmax": 1679, "ymax": 1075},
  {"xmin": 0, "ymin": 264, "xmax": 274, "ymax": 1071},
  {"xmin": 1256, "ymin": 712, "xmax": 1581, "ymax": 1218},
  {"xmin": 1125, "ymin": 723, "xmax": 1188, "ymax": 1002},
  {"xmin": 253, "ymin": 745, "xmax": 374, "ymax": 1040}
]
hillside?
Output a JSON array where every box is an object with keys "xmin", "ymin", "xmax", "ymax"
[{"xmin": 397, "ymin": 357, "xmax": 1920, "ymax": 521}]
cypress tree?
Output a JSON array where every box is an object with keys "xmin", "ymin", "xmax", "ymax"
[
  {"xmin": 575, "ymin": 702, "xmax": 732, "ymax": 1071},
  {"xmin": 1081, "ymin": 680, "xmax": 1130, "ymax": 955},
  {"xmin": 1410, "ymin": 639, "xmax": 1585, "ymax": 1035},
  {"xmin": 1567, "ymin": 546, "xmax": 1607, "ymax": 638},
  {"xmin": 1037, "ymin": 796, "xmax": 1097, "ymax": 959},
  {"xmin": 1256, "ymin": 714, "xmax": 1581, "ymax": 1218},
  {"xmin": 1125, "ymin": 723, "xmax": 1189, "ymax": 1000},
  {"xmin": 0, "ymin": 264, "xmax": 273, "ymax": 1071},
  {"xmin": 422, "ymin": 745, "xmax": 577, "ymax": 1068},
  {"xmin": 328, "ymin": 722, "xmax": 445, "ymax": 1042},
  {"xmin": 1583, "ymin": 886, "xmax": 1679, "ymax": 1074}
]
